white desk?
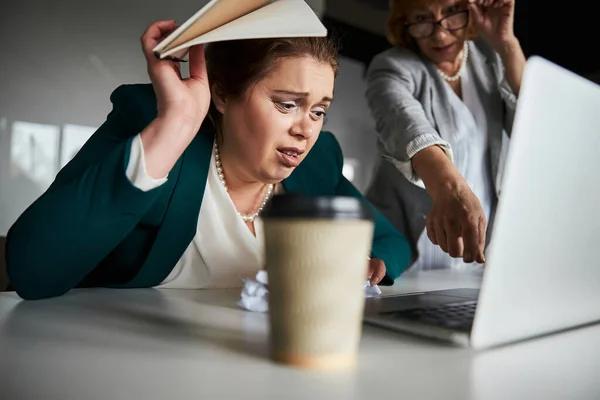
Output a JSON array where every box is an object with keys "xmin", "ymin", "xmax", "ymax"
[{"xmin": 1, "ymin": 269, "xmax": 598, "ymax": 400}]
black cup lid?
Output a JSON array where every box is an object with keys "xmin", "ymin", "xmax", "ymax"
[{"xmin": 261, "ymin": 193, "xmax": 374, "ymax": 220}]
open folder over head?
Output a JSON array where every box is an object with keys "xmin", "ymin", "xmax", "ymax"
[{"xmin": 153, "ymin": 0, "xmax": 327, "ymax": 59}]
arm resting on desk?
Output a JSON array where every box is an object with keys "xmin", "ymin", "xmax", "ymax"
[{"xmin": 6, "ymin": 104, "xmax": 164, "ymax": 300}]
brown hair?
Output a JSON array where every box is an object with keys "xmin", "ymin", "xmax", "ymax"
[
  {"xmin": 205, "ymin": 36, "xmax": 339, "ymax": 130},
  {"xmin": 386, "ymin": 0, "xmax": 478, "ymax": 51}
]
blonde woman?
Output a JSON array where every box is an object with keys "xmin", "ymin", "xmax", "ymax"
[{"xmin": 366, "ymin": 0, "xmax": 526, "ymax": 269}]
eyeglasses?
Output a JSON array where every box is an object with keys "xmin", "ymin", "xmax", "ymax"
[{"xmin": 405, "ymin": 10, "xmax": 469, "ymax": 39}]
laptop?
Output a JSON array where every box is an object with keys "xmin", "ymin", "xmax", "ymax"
[{"xmin": 363, "ymin": 56, "xmax": 600, "ymax": 349}]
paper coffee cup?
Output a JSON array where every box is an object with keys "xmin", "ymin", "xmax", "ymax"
[{"xmin": 261, "ymin": 194, "xmax": 374, "ymax": 370}]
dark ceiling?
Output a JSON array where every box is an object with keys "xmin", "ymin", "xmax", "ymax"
[{"xmin": 323, "ymin": 1, "xmax": 599, "ymax": 78}]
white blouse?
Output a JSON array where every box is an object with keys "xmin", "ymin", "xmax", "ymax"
[
  {"xmin": 126, "ymin": 135, "xmax": 265, "ymax": 288},
  {"xmin": 410, "ymin": 62, "xmax": 495, "ymax": 271}
]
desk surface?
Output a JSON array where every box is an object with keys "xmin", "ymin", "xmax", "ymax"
[{"xmin": 1, "ymin": 269, "xmax": 598, "ymax": 400}]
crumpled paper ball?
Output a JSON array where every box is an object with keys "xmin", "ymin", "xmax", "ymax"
[{"xmin": 238, "ymin": 270, "xmax": 382, "ymax": 312}]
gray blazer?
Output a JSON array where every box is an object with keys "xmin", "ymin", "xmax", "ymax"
[{"xmin": 365, "ymin": 39, "xmax": 517, "ymax": 262}]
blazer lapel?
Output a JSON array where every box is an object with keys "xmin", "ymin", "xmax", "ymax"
[
  {"xmin": 428, "ymin": 65, "xmax": 458, "ymax": 144},
  {"xmin": 129, "ymin": 128, "xmax": 215, "ymax": 287},
  {"xmin": 468, "ymin": 41, "xmax": 506, "ymax": 196},
  {"xmin": 282, "ymin": 169, "xmax": 308, "ymax": 194}
]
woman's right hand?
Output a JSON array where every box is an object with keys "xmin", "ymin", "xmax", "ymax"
[
  {"xmin": 140, "ymin": 20, "xmax": 211, "ymax": 132},
  {"xmin": 413, "ymin": 146, "xmax": 487, "ymax": 264},
  {"xmin": 426, "ymin": 180, "xmax": 487, "ymax": 263}
]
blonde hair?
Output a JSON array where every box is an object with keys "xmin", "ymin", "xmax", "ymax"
[{"xmin": 386, "ymin": 0, "xmax": 478, "ymax": 51}]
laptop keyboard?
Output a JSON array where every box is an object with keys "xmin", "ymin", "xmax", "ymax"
[{"xmin": 385, "ymin": 300, "xmax": 477, "ymax": 332}]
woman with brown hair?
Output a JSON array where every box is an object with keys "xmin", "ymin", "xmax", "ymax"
[
  {"xmin": 5, "ymin": 20, "xmax": 412, "ymax": 300},
  {"xmin": 365, "ymin": 0, "xmax": 526, "ymax": 270}
]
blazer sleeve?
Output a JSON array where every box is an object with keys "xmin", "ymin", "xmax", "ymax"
[
  {"xmin": 325, "ymin": 133, "xmax": 412, "ymax": 285},
  {"xmin": 365, "ymin": 50, "xmax": 453, "ymax": 187},
  {"xmin": 6, "ymin": 85, "xmax": 166, "ymax": 300}
]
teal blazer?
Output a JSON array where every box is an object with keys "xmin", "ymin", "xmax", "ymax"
[{"xmin": 5, "ymin": 84, "xmax": 411, "ymax": 300}]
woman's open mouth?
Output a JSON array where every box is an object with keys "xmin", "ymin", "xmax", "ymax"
[
  {"xmin": 433, "ymin": 42, "xmax": 457, "ymax": 54},
  {"xmin": 276, "ymin": 147, "xmax": 304, "ymax": 168}
]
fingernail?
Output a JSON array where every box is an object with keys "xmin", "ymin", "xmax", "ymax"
[{"xmin": 464, "ymin": 251, "xmax": 472, "ymax": 261}]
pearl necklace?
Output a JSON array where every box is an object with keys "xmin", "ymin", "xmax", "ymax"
[
  {"xmin": 436, "ymin": 41, "xmax": 469, "ymax": 82},
  {"xmin": 213, "ymin": 142, "xmax": 275, "ymax": 223}
]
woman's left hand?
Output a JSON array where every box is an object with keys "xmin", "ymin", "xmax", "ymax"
[
  {"xmin": 468, "ymin": 0, "xmax": 517, "ymax": 50},
  {"xmin": 367, "ymin": 258, "xmax": 387, "ymax": 286}
]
